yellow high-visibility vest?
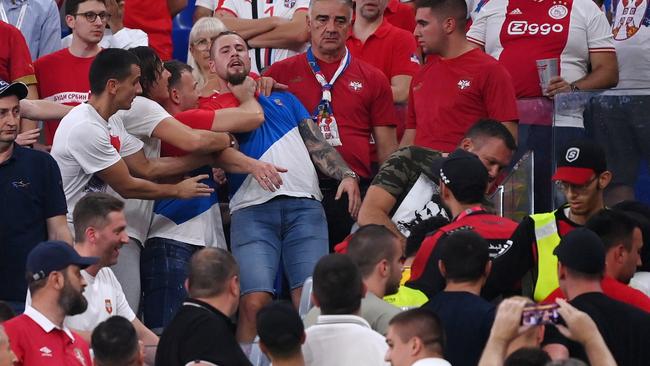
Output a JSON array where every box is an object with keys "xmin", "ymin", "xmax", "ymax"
[{"xmin": 531, "ymin": 210, "xmax": 562, "ymax": 301}]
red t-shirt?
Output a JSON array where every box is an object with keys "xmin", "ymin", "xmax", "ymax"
[
  {"xmin": 3, "ymin": 314, "xmax": 92, "ymax": 366},
  {"xmin": 34, "ymin": 48, "xmax": 94, "ymax": 145},
  {"xmin": 543, "ymin": 276, "xmax": 650, "ymax": 313},
  {"xmin": 264, "ymin": 53, "xmax": 397, "ymax": 178},
  {"xmin": 384, "ymin": 0, "xmax": 416, "ymax": 33},
  {"xmin": 0, "ymin": 21, "xmax": 36, "ymax": 85},
  {"xmin": 124, "ymin": 0, "xmax": 173, "ymax": 60},
  {"xmin": 406, "ymin": 48, "xmax": 518, "ymax": 152},
  {"xmin": 163, "ymin": 109, "xmax": 216, "ymax": 156}
]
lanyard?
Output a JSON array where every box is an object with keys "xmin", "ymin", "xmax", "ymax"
[
  {"xmin": 454, "ymin": 205, "xmax": 485, "ymax": 221},
  {"xmin": 0, "ymin": 2, "xmax": 27, "ymax": 31},
  {"xmin": 306, "ymin": 46, "xmax": 350, "ymax": 117}
]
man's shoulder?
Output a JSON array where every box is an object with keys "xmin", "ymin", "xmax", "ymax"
[
  {"xmin": 3, "ymin": 314, "xmax": 36, "ymax": 336},
  {"xmin": 34, "ymin": 48, "xmax": 69, "ymax": 67},
  {"xmin": 265, "ymin": 53, "xmax": 306, "ymax": 75},
  {"xmin": 349, "ymin": 56, "xmax": 388, "ymax": 79},
  {"xmin": 13, "ymin": 144, "xmax": 58, "ymax": 165}
]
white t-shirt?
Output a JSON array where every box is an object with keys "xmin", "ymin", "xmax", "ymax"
[
  {"xmin": 51, "ymin": 103, "xmax": 143, "ymax": 225},
  {"xmin": 108, "ymin": 96, "xmax": 171, "ymax": 244},
  {"xmin": 65, "ymin": 268, "xmax": 136, "ymax": 331},
  {"xmin": 303, "ymin": 315, "xmax": 390, "ymax": 366},
  {"xmin": 611, "ymin": 0, "xmax": 650, "ymax": 89},
  {"xmin": 217, "ymin": 0, "xmax": 309, "ymax": 74},
  {"xmin": 61, "ymin": 28, "xmax": 149, "ymax": 50}
]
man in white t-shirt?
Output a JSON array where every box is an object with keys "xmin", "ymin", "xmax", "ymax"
[
  {"xmin": 65, "ymin": 193, "xmax": 158, "ymax": 351},
  {"xmin": 214, "ymin": 0, "xmax": 310, "ymax": 73},
  {"xmin": 51, "ymin": 48, "xmax": 229, "ymax": 233}
]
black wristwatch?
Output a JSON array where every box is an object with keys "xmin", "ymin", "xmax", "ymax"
[
  {"xmin": 342, "ymin": 170, "xmax": 359, "ymax": 182},
  {"xmin": 570, "ymin": 83, "xmax": 581, "ymax": 92}
]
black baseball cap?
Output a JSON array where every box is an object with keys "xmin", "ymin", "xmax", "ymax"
[
  {"xmin": 0, "ymin": 80, "xmax": 28, "ymax": 100},
  {"xmin": 26, "ymin": 241, "xmax": 99, "ymax": 282},
  {"xmin": 256, "ymin": 302, "xmax": 304, "ymax": 352},
  {"xmin": 552, "ymin": 139, "xmax": 607, "ymax": 185},
  {"xmin": 434, "ymin": 149, "xmax": 489, "ymax": 203},
  {"xmin": 553, "ymin": 228, "xmax": 605, "ymax": 275}
]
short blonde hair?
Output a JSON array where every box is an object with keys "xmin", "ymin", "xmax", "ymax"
[{"xmin": 187, "ymin": 17, "xmax": 228, "ymax": 89}]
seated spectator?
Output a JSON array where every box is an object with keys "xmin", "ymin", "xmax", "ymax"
[
  {"xmin": 61, "ymin": 194, "xmax": 157, "ymax": 351},
  {"xmin": 357, "ymin": 119, "xmax": 515, "ymax": 241},
  {"xmin": 3, "ymin": 241, "xmax": 96, "ymax": 365},
  {"xmin": 187, "ymin": 17, "xmax": 227, "ymax": 99},
  {"xmin": 407, "ymin": 149, "xmax": 519, "ymax": 300},
  {"xmin": 423, "ymin": 230, "xmax": 495, "ymax": 366},
  {"xmin": 61, "ymin": 0, "xmax": 148, "ymax": 49},
  {"xmin": 384, "ymin": 308, "xmax": 450, "ymax": 366},
  {"xmin": 542, "ymin": 228, "xmax": 650, "ymax": 365},
  {"xmin": 305, "ymin": 224, "xmax": 402, "ymax": 334},
  {"xmin": 257, "ymin": 302, "xmax": 306, "ymax": 366},
  {"xmin": 479, "ymin": 297, "xmax": 615, "ymax": 366},
  {"xmin": 543, "ymin": 209, "xmax": 650, "ymax": 312},
  {"xmin": 0, "ymin": 80, "xmax": 72, "ymax": 314},
  {"xmin": 0, "ymin": 0, "xmax": 61, "ymax": 59},
  {"xmin": 0, "ymin": 325, "xmax": 17, "ymax": 366},
  {"xmin": 156, "ymin": 248, "xmax": 251, "ymax": 366},
  {"xmin": 503, "ymin": 348, "xmax": 551, "ymax": 366},
  {"xmin": 303, "ymin": 254, "xmax": 389, "ymax": 366},
  {"xmin": 91, "ymin": 316, "xmax": 144, "ymax": 366}
]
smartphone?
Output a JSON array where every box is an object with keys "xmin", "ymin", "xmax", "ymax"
[{"xmin": 521, "ymin": 303, "xmax": 561, "ymax": 326}]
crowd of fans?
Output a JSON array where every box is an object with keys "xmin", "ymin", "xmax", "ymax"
[{"xmin": 1, "ymin": 0, "xmax": 649, "ymax": 364}]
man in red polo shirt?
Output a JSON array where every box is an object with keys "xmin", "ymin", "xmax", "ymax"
[
  {"xmin": 384, "ymin": 0, "xmax": 416, "ymax": 32},
  {"xmin": 265, "ymin": 0, "xmax": 399, "ymax": 247},
  {"xmin": 400, "ymin": 0, "xmax": 518, "ymax": 152},
  {"xmin": 543, "ymin": 209, "xmax": 650, "ymax": 312},
  {"xmin": 3, "ymin": 241, "xmax": 97, "ymax": 366}
]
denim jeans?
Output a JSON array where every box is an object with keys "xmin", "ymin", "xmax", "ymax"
[{"xmin": 141, "ymin": 237, "xmax": 200, "ymax": 333}]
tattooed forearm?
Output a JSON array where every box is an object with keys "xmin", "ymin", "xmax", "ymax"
[{"xmin": 298, "ymin": 119, "xmax": 352, "ymax": 180}]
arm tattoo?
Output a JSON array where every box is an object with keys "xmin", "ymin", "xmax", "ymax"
[{"xmin": 298, "ymin": 119, "xmax": 352, "ymax": 180}]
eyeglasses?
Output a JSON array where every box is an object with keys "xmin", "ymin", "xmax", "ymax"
[
  {"xmin": 192, "ymin": 37, "xmax": 217, "ymax": 51},
  {"xmin": 74, "ymin": 11, "xmax": 111, "ymax": 23},
  {"xmin": 555, "ymin": 175, "xmax": 598, "ymax": 195}
]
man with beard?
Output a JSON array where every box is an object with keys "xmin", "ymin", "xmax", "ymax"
[
  {"xmin": 204, "ymin": 30, "xmax": 361, "ymax": 343},
  {"xmin": 304, "ymin": 224, "xmax": 403, "ymax": 335},
  {"xmin": 506, "ymin": 140, "xmax": 612, "ymax": 302},
  {"xmin": 3, "ymin": 240, "xmax": 98, "ymax": 365}
]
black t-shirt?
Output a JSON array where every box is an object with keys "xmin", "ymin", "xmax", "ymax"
[
  {"xmin": 423, "ymin": 291, "xmax": 495, "ymax": 366},
  {"xmin": 543, "ymin": 292, "xmax": 650, "ymax": 366},
  {"xmin": 156, "ymin": 299, "xmax": 252, "ymax": 366}
]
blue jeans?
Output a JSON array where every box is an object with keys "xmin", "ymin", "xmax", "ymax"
[
  {"xmin": 141, "ymin": 237, "xmax": 200, "ymax": 333},
  {"xmin": 230, "ymin": 196, "xmax": 328, "ymax": 295}
]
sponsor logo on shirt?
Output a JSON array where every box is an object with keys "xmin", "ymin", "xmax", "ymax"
[
  {"xmin": 349, "ymin": 81, "xmax": 363, "ymax": 91},
  {"xmin": 105, "ymin": 299, "xmax": 113, "ymax": 314},
  {"xmin": 40, "ymin": 346, "xmax": 53, "ymax": 357},
  {"xmin": 507, "ymin": 21, "xmax": 564, "ymax": 35},
  {"xmin": 509, "ymin": 8, "xmax": 523, "ymax": 14},
  {"xmin": 457, "ymin": 79, "xmax": 471, "ymax": 89},
  {"xmin": 74, "ymin": 348, "xmax": 87, "ymax": 366},
  {"xmin": 548, "ymin": 3, "xmax": 569, "ymax": 19},
  {"xmin": 11, "ymin": 180, "xmax": 30, "ymax": 188},
  {"xmin": 43, "ymin": 92, "xmax": 89, "ymax": 105}
]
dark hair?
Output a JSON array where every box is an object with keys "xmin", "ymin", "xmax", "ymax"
[
  {"xmin": 312, "ymin": 254, "xmax": 363, "ymax": 315},
  {"xmin": 91, "ymin": 316, "xmax": 140, "ymax": 366},
  {"xmin": 65, "ymin": 0, "xmax": 106, "ymax": 16},
  {"xmin": 89, "ymin": 48, "xmax": 140, "ymax": 95},
  {"xmin": 389, "ymin": 308, "xmax": 445, "ymax": 354},
  {"xmin": 0, "ymin": 301, "xmax": 15, "ymax": 322},
  {"xmin": 438, "ymin": 230, "xmax": 490, "ymax": 282},
  {"xmin": 406, "ymin": 216, "xmax": 451, "ymax": 258},
  {"xmin": 415, "ymin": 0, "xmax": 467, "ymax": 28},
  {"xmin": 210, "ymin": 30, "xmax": 248, "ymax": 58},
  {"xmin": 164, "ymin": 60, "xmax": 193, "ymax": 90},
  {"xmin": 73, "ymin": 193, "xmax": 124, "ymax": 242},
  {"xmin": 612, "ymin": 200, "xmax": 650, "ymax": 271},
  {"xmin": 585, "ymin": 209, "xmax": 638, "ymax": 252},
  {"xmin": 128, "ymin": 46, "xmax": 164, "ymax": 98},
  {"xmin": 465, "ymin": 119, "xmax": 517, "ymax": 151},
  {"xmin": 256, "ymin": 302, "xmax": 304, "ymax": 359},
  {"xmin": 504, "ymin": 347, "xmax": 551, "ymax": 366},
  {"xmin": 348, "ymin": 225, "xmax": 401, "ymax": 277},
  {"xmin": 188, "ymin": 248, "xmax": 239, "ymax": 298}
]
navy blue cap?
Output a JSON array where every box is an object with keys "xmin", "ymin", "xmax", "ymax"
[
  {"xmin": 553, "ymin": 228, "xmax": 605, "ymax": 275},
  {"xmin": 0, "ymin": 79, "xmax": 28, "ymax": 100},
  {"xmin": 26, "ymin": 241, "xmax": 99, "ymax": 282}
]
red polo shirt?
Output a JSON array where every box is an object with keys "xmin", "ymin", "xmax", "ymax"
[
  {"xmin": 543, "ymin": 276, "xmax": 650, "ymax": 313},
  {"xmin": 124, "ymin": 0, "xmax": 173, "ymax": 60},
  {"xmin": 384, "ymin": 0, "xmax": 416, "ymax": 33},
  {"xmin": 406, "ymin": 48, "xmax": 518, "ymax": 152},
  {"xmin": 3, "ymin": 306, "xmax": 92, "ymax": 366},
  {"xmin": 264, "ymin": 53, "xmax": 397, "ymax": 178},
  {"xmin": 0, "ymin": 21, "xmax": 36, "ymax": 85},
  {"xmin": 347, "ymin": 19, "xmax": 420, "ymax": 81}
]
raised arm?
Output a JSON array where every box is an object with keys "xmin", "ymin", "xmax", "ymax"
[
  {"xmin": 214, "ymin": 10, "xmax": 279, "ymax": 40},
  {"xmin": 122, "ymin": 149, "xmax": 214, "ymax": 181},
  {"xmin": 19, "ymin": 99, "xmax": 73, "ymax": 120},
  {"xmin": 247, "ymin": 10, "xmax": 310, "ymax": 52},
  {"xmin": 152, "ymin": 116, "xmax": 234, "ymax": 154}
]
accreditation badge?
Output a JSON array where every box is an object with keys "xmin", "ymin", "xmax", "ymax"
[{"xmin": 318, "ymin": 112, "xmax": 342, "ymax": 147}]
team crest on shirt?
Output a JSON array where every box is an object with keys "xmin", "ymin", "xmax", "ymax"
[
  {"xmin": 349, "ymin": 81, "xmax": 363, "ymax": 91},
  {"xmin": 105, "ymin": 299, "xmax": 113, "ymax": 314},
  {"xmin": 74, "ymin": 348, "xmax": 87, "ymax": 366},
  {"xmin": 548, "ymin": 2, "xmax": 569, "ymax": 19},
  {"xmin": 457, "ymin": 79, "xmax": 471, "ymax": 90},
  {"xmin": 273, "ymin": 98, "xmax": 285, "ymax": 106},
  {"xmin": 40, "ymin": 347, "xmax": 53, "ymax": 357},
  {"xmin": 284, "ymin": 0, "xmax": 296, "ymax": 7}
]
